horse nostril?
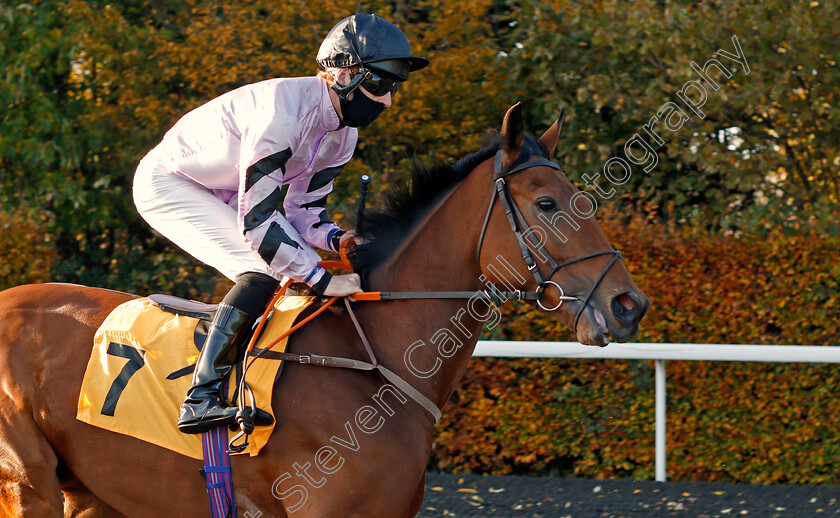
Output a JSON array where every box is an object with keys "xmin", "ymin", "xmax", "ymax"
[
  {"xmin": 617, "ymin": 293, "xmax": 635, "ymax": 311},
  {"xmin": 611, "ymin": 292, "xmax": 638, "ymax": 323}
]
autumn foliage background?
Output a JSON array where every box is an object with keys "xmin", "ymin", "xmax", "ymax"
[{"xmin": 2, "ymin": 1, "xmax": 839, "ymax": 484}]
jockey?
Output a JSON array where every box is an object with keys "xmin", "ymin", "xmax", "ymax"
[{"xmin": 133, "ymin": 13, "xmax": 429, "ymax": 434}]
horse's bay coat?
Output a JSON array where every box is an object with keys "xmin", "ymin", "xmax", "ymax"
[{"xmin": 0, "ymin": 105, "xmax": 648, "ymax": 517}]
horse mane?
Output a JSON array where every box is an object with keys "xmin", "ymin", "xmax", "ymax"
[{"xmin": 349, "ymin": 132, "xmax": 549, "ymax": 281}]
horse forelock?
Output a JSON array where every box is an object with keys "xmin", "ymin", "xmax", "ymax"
[{"xmin": 349, "ymin": 132, "xmax": 549, "ymax": 280}]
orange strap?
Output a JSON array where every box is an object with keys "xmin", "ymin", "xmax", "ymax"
[
  {"xmin": 244, "ymin": 239, "xmax": 377, "ymax": 353},
  {"xmin": 337, "ymin": 240, "xmax": 382, "ymax": 300},
  {"xmin": 350, "ymin": 292, "xmax": 381, "ymax": 301}
]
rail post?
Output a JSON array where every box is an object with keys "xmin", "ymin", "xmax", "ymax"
[{"xmin": 655, "ymin": 359, "xmax": 666, "ymax": 482}]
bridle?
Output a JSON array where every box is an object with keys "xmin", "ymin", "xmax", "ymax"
[
  {"xmin": 359, "ymin": 149, "xmax": 625, "ymax": 330},
  {"xmin": 475, "ymin": 149, "xmax": 623, "ymax": 330},
  {"xmin": 230, "ymin": 147, "xmax": 627, "ymax": 440}
]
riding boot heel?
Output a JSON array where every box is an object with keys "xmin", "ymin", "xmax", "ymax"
[{"xmin": 177, "ymin": 303, "xmax": 254, "ymax": 434}]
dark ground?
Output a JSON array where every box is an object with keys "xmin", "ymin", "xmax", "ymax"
[{"xmin": 419, "ymin": 473, "xmax": 840, "ymax": 517}]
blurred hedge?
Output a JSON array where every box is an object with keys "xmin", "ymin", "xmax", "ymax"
[
  {"xmin": 431, "ymin": 207, "xmax": 840, "ymax": 484},
  {"xmin": 0, "ymin": 209, "xmax": 57, "ymax": 290},
  {"xmin": 2, "ymin": 0, "xmax": 839, "ymax": 486}
]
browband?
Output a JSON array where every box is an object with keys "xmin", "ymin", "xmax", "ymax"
[{"xmin": 493, "ymin": 150, "xmax": 563, "ymax": 180}]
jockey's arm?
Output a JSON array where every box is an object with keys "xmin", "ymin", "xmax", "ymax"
[{"xmin": 282, "ymin": 163, "xmax": 347, "ymax": 254}]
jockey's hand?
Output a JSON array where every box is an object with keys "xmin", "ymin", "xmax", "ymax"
[
  {"xmin": 321, "ymin": 273, "xmax": 362, "ymax": 298},
  {"xmin": 340, "ymin": 231, "xmax": 368, "ymax": 247}
]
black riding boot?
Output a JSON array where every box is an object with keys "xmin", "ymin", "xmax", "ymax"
[{"xmin": 177, "ymin": 303, "xmax": 253, "ymax": 434}]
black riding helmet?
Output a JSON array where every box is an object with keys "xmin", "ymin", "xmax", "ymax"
[{"xmin": 316, "ymin": 13, "xmax": 429, "ymax": 83}]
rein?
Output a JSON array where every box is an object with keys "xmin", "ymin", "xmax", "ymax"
[{"xmin": 228, "ymin": 151, "xmax": 624, "ymax": 451}]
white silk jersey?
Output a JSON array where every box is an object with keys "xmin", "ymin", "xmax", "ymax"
[{"xmin": 151, "ymin": 76, "xmax": 357, "ymax": 284}]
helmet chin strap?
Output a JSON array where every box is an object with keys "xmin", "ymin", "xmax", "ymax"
[
  {"xmin": 330, "ymin": 67, "xmax": 385, "ymax": 128},
  {"xmin": 331, "ymin": 68, "xmax": 367, "ymax": 96}
]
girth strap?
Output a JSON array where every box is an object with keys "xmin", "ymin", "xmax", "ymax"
[
  {"xmin": 254, "ymin": 299, "xmax": 442, "ymax": 423},
  {"xmin": 254, "ymin": 353, "xmax": 442, "ymax": 424},
  {"xmin": 266, "ymin": 351, "xmax": 376, "ymax": 370}
]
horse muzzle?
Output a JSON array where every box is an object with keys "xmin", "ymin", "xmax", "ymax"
[{"xmin": 547, "ymin": 288, "xmax": 648, "ymax": 347}]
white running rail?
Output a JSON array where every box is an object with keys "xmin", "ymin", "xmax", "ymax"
[{"xmin": 473, "ymin": 341, "xmax": 840, "ymax": 482}]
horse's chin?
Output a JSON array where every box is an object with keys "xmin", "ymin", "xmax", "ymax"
[{"xmin": 574, "ymin": 305, "xmax": 611, "ymax": 347}]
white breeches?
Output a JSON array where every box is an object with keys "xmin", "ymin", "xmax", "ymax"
[{"xmin": 133, "ymin": 152, "xmax": 284, "ymax": 282}]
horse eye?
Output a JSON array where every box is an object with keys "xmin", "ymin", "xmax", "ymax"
[{"xmin": 537, "ymin": 198, "xmax": 557, "ymax": 212}]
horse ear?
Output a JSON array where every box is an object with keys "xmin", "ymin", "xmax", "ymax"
[
  {"xmin": 500, "ymin": 102, "xmax": 525, "ymax": 168},
  {"xmin": 539, "ymin": 108, "xmax": 566, "ymax": 158}
]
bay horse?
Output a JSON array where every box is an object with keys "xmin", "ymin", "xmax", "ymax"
[{"xmin": 0, "ymin": 104, "xmax": 648, "ymax": 517}]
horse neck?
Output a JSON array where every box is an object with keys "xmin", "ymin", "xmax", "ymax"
[{"xmin": 362, "ymin": 160, "xmax": 494, "ymax": 409}]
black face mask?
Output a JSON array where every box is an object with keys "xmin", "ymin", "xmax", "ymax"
[{"xmin": 332, "ymin": 85, "xmax": 386, "ymax": 128}]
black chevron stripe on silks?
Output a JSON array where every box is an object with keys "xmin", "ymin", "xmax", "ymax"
[
  {"xmin": 312, "ymin": 210, "xmax": 334, "ymax": 229},
  {"xmin": 258, "ymin": 222, "xmax": 302, "ymax": 264},
  {"xmin": 245, "ymin": 148, "xmax": 292, "ymax": 192},
  {"xmin": 243, "ymin": 187, "xmax": 284, "ymax": 231},
  {"xmin": 307, "ymin": 165, "xmax": 343, "ymax": 193},
  {"xmin": 300, "ymin": 194, "xmax": 328, "ymax": 210}
]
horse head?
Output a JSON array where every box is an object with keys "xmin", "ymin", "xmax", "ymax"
[{"xmin": 478, "ymin": 103, "xmax": 649, "ymax": 346}]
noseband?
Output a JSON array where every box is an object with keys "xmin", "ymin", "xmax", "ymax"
[{"xmin": 476, "ymin": 150, "xmax": 623, "ymax": 330}]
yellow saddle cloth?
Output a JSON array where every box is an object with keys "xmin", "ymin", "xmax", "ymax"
[{"xmin": 77, "ymin": 295, "xmax": 313, "ymax": 459}]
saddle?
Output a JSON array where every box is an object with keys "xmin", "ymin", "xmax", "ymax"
[
  {"xmin": 76, "ymin": 293, "xmax": 314, "ymax": 459},
  {"xmin": 148, "ymin": 293, "xmax": 219, "ymax": 321}
]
